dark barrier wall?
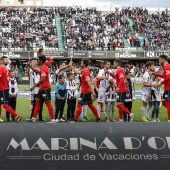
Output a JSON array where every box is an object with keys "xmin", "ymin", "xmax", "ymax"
[
  {"xmin": 1, "ymin": 51, "xmax": 170, "ymax": 59},
  {"xmin": 1, "ymin": 123, "xmax": 170, "ymax": 170}
]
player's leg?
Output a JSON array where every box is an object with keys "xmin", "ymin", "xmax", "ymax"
[
  {"xmin": 146, "ymin": 101, "xmax": 152, "ymax": 121},
  {"xmin": 123, "ymin": 102, "xmax": 128, "ymax": 122},
  {"xmin": 83, "ymin": 104, "xmax": 90, "ymax": 120},
  {"xmin": 6, "ymin": 97, "xmax": 11, "ymax": 122},
  {"xmin": 87, "ymin": 93, "xmax": 100, "ymax": 121},
  {"xmin": 71, "ymin": 99, "xmax": 76, "ymax": 120},
  {"xmin": 79, "ymin": 106, "xmax": 86, "ymax": 121},
  {"xmin": 162, "ymin": 91, "xmax": 170, "ymax": 122},
  {"xmin": 127, "ymin": 102, "xmax": 132, "ymax": 122},
  {"xmin": 151, "ymin": 101, "xmax": 156, "ymax": 122},
  {"xmin": 141, "ymin": 94, "xmax": 149, "ymax": 122},
  {"xmin": 73, "ymin": 103, "xmax": 83, "ymax": 122},
  {"xmin": 2, "ymin": 90, "xmax": 21, "ymax": 123},
  {"xmin": 43, "ymin": 89, "xmax": 55, "ymax": 123},
  {"xmin": 116, "ymin": 92, "xmax": 134, "ymax": 122},
  {"xmin": 11, "ymin": 97, "xmax": 16, "ymax": 121},
  {"xmin": 0, "ymin": 103, "xmax": 3, "ymax": 122},
  {"xmin": 59, "ymin": 102, "xmax": 66, "ymax": 122},
  {"xmin": 156, "ymin": 101, "xmax": 161, "ymax": 122},
  {"xmin": 38, "ymin": 101, "xmax": 44, "ymax": 121},
  {"xmin": 97, "ymin": 91, "xmax": 105, "ymax": 116},
  {"xmin": 101, "ymin": 103, "xmax": 104, "ymax": 112},
  {"xmin": 111, "ymin": 102, "xmax": 116, "ymax": 122},
  {"xmin": 67, "ymin": 99, "xmax": 71, "ymax": 121},
  {"xmin": 105, "ymin": 102, "xmax": 110, "ymax": 122},
  {"xmin": 29, "ymin": 92, "xmax": 34, "ymax": 116},
  {"xmin": 55, "ymin": 98, "xmax": 61, "ymax": 122}
]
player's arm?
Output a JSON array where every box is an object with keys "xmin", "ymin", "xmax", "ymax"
[
  {"xmin": 45, "ymin": 54, "xmax": 54, "ymax": 66},
  {"xmin": 143, "ymin": 82, "xmax": 155, "ymax": 87},
  {"xmin": 152, "ymin": 72, "xmax": 164, "ymax": 78},
  {"xmin": 68, "ymin": 58, "xmax": 81, "ymax": 74},
  {"xmin": 93, "ymin": 79, "xmax": 98, "ymax": 90},
  {"xmin": 159, "ymin": 74, "xmax": 170, "ymax": 86},
  {"xmin": 26, "ymin": 67, "xmax": 30, "ymax": 76},
  {"xmin": 98, "ymin": 70, "xmax": 108, "ymax": 80},
  {"xmin": 109, "ymin": 72, "xmax": 116, "ymax": 78},
  {"xmin": 28, "ymin": 61, "xmax": 39, "ymax": 73},
  {"xmin": 69, "ymin": 65, "xmax": 81, "ymax": 74},
  {"xmin": 143, "ymin": 75, "xmax": 157, "ymax": 88},
  {"xmin": 156, "ymin": 73, "xmax": 164, "ymax": 78},
  {"xmin": 86, "ymin": 76, "xmax": 96, "ymax": 97}
]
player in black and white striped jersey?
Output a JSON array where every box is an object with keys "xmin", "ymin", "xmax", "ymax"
[
  {"xmin": 105, "ymin": 79, "xmax": 117, "ymax": 122},
  {"xmin": 55, "ymin": 61, "xmax": 69, "ymax": 83},
  {"xmin": 6, "ymin": 70, "xmax": 18, "ymax": 122},
  {"xmin": 66, "ymin": 72, "xmax": 78, "ymax": 121}
]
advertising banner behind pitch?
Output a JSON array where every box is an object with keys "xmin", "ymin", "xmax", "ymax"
[{"xmin": 1, "ymin": 123, "xmax": 170, "ymax": 170}]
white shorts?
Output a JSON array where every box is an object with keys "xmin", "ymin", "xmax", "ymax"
[
  {"xmin": 98, "ymin": 91, "xmax": 106, "ymax": 103},
  {"xmin": 142, "ymin": 94, "xmax": 152, "ymax": 103},
  {"xmin": 29, "ymin": 92, "xmax": 34, "ymax": 101}
]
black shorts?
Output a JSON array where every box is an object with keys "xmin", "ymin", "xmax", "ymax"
[
  {"xmin": 94, "ymin": 88, "xmax": 98, "ymax": 98},
  {"xmin": 78, "ymin": 93, "xmax": 92, "ymax": 105},
  {"xmin": 0, "ymin": 89, "xmax": 9, "ymax": 104},
  {"xmin": 37, "ymin": 89, "xmax": 51, "ymax": 101},
  {"xmin": 117, "ymin": 92, "xmax": 130, "ymax": 103},
  {"xmin": 163, "ymin": 91, "xmax": 170, "ymax": 102}
]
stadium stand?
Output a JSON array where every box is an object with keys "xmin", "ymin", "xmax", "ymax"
[
  {"xmin": 0, "ymin": 7, "xmax": 169, "ymax": 51},
  {"xmin": 0, "ymin": 7, "xmax": 58, "ymax": 51}
]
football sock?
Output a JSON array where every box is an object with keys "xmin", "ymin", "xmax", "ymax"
[
  {"xmin": 3, "ymin": 104, "xmax": 18, "ymax": 117},
  {"xmin": 88, "ymin": 104, "xmax": 100, "ymax": 119},
  {"xmin": 46, "ymin": 103, "xmax": 55, "ymax": 119}
]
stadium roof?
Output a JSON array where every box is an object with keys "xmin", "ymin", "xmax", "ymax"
[{"xmin": 43, "ymin": 0, "xmax": 170, "ymax": 8}]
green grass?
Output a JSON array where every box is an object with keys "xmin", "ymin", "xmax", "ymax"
[
  {"xmin": 18, "ymin": 84, "xmax": 56, "ymax": 91},
  {"xmin": 1, "ymin": 99, "xmax": 168, "ymax": 123}
]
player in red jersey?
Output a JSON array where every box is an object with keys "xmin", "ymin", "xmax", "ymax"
[
  {"xmin": 68, "ymin": 59, "xmax": 100, "ymax": 123},
  {"xmin": 29, "ymin": 56, "xmax": 55, "ymax": 123},
  {"xmin": 0, "ymin": 57, "xmax": 21, "ymax": 123},
  {"xmin": 154, "ymin": 55, "xmax": 170, "ymax": 122},
  {"xmin": 109, "ymin": 59, "xmax": 135, "ymax": 122}
]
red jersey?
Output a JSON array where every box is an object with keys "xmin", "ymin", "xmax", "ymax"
[
  {"xmin": 81, "ymin": 69, "xmax": 91, "ymax": 93},
  {"xmin": 160, "ymin": 63, "xmax": 170, "ymax": 91},
  {"xmin": 0, "ymin": 66, "xmax": 9, "ymax": 90},
  {"xmin": 115, "ymin": 68, "xmax": 128, "ymax": 92},
  {"xmin": 39, "ymin": 64, "xmax": 51, "ymax": 90}
]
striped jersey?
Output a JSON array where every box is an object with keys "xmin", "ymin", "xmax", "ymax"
[
  {"xmin": 29, "ymin": 69, "xmax": 40, "ymax": 94},
  {"xmin": 98, "ymin": 69, "xmax": 112, "ymax": 91},
  {"xmin": 9, "ymin": 78, "xmax": 18, "ymax": 96},
  {"xmin": 66, "ymin": 80, "xmax": 78, "ymax": 99},
  {"xmin": 105, "ymin": 86, "xmax": 117, "ymax": 102},
  {"xmin": 55, "ymin": 69, "xmax": 66, "ymax": 84}
]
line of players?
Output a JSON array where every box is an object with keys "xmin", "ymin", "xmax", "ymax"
[
  {"xmin": 0, "ymin": 51, "xmax": 170, "ymax": 123},
  {"xmin": 26, "ymin": 53, "xmax": 170, "ymax": 123},
  {"xmin": 26, "ymin": 49, "xmax": 135, "ymax": 123}
]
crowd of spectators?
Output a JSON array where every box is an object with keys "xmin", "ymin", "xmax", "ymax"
[
  {"xmin": 0, "ymin": 7, "xmax": 170, "ymax": 51},
  {"xmin": 0, "ymin": 7, "xmax": 58, "ymax": 51},
  {"xmin": 129, "ymin": 7, "xmax": 170, "ymax": 51},
  {"xmin": 59, "ymin": 7, "xmax": 130, "ymax": 51}
]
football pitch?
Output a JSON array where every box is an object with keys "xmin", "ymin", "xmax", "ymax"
[{"xmin": 1, "ymin": 98, "xmax": 168, "ymax": 123}]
